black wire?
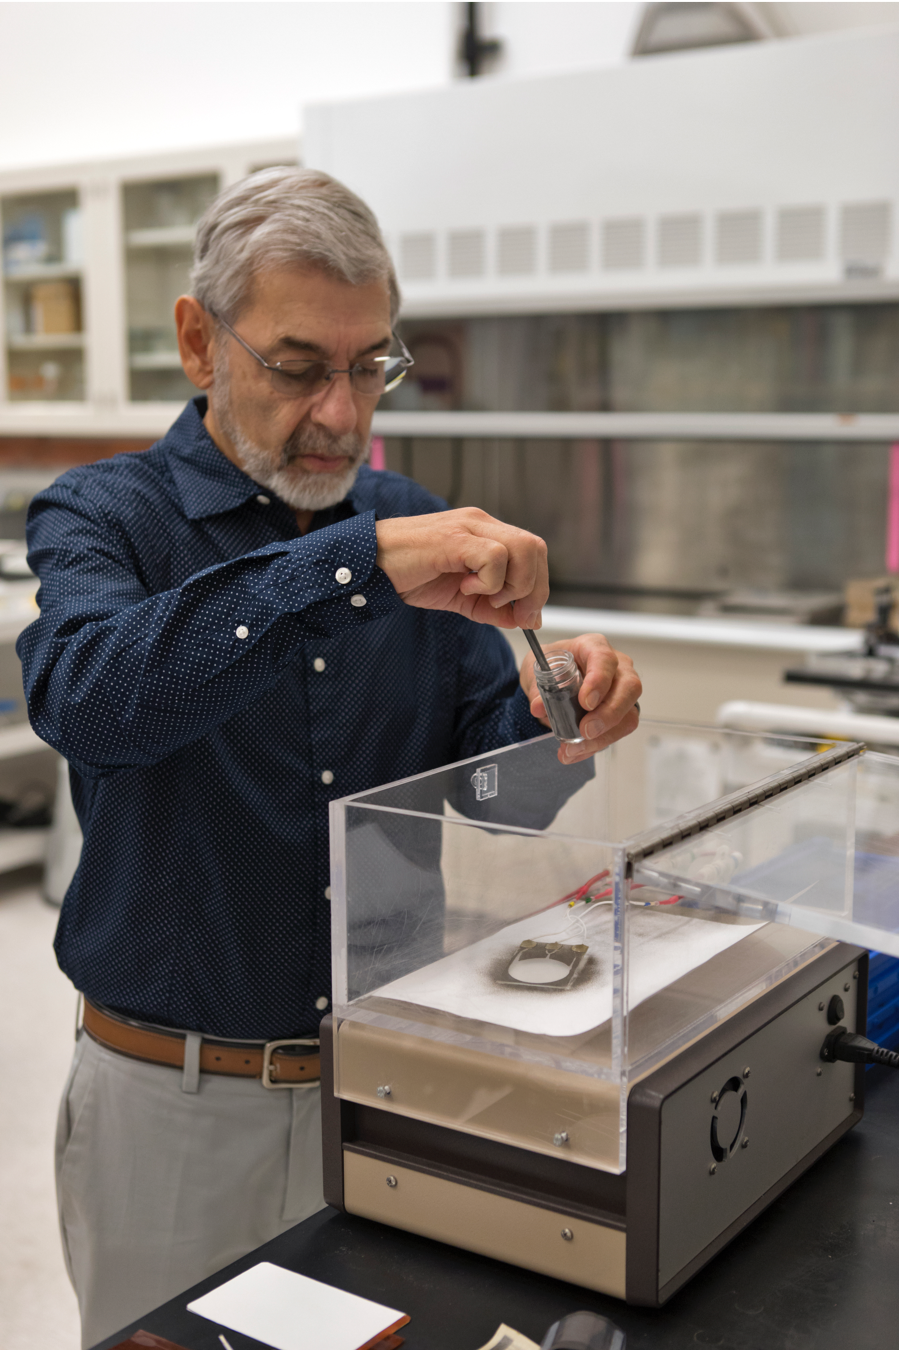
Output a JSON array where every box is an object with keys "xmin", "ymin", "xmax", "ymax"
[{"xmin": 821, "ymin": 1027, "xmax": 899, "ymax": 1069}]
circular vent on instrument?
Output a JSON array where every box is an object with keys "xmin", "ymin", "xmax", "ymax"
[{"xmin": 711, "ymin": 1076, "xmax": 747, "ymax": 1162}]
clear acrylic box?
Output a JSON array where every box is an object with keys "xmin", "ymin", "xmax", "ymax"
[{"xmin": 329, "ymin": 721, "xmax": 897, "ymax": 1176}]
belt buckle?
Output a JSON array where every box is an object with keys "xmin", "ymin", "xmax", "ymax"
[{"xmin": 261, "ymin": 1037, "xmax": 320, "ymax": 1090}]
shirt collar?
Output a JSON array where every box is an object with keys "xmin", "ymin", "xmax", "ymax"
[
  {"xmin": 165, "ymin": 397, "xmax": 276, "ymax": 521},
  {"xmin": 165, "ymin": 396, "xmax": 369, "ymax": 524}
]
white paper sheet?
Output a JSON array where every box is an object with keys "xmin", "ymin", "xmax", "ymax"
[
  {"xmin": 187, "ymin": 1261, "xmax": 408, "ymax": 1350},
  {"xmin": 376, "ymin": 904, "xmax": 765, "ymax": 1037}
]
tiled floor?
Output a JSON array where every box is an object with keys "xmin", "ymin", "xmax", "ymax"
[{"xmin": 0, "ymin": 867, "xmax": 81, "ymax": 1350}]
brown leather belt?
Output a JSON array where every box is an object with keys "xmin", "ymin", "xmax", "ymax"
[{"xmin": 83, "ymin": 999, "xmax": 320, "ymax": 1088}]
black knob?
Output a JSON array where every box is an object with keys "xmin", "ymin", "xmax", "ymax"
[{"xmin": 827, "ymin": 994, "xmax": 845, "ymax": 1025}]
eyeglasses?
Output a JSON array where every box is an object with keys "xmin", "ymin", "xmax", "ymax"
[{"xmin": 208, "ymin": 309, "xmax": 414, "ymax": 400}]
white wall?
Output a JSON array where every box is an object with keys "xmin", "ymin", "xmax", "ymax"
[
  {"xmin": 463, "ymin": 2, "xmax": 641, "ymax": 77},
  {"xmin": 0, "ymin": 1, "xmax": 456, "ymax": 171},
  {"xmin": 772, "ymin": 1, "xmax": 899, "ymax": 35},
  {"xmin": 1, "ymin": 1, "xmax": 897, "ymax": 174}
]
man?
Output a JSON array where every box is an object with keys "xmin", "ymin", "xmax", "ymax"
[{"xmin": 19, "ymin": 168, "xmax": 641, "ymax": 1347}]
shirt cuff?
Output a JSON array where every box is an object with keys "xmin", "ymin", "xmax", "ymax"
[{"xmin": 285, "ymin": 508, "xmax": 402, "ymax": 628}]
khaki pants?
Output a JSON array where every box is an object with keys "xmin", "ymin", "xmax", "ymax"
[{"xmin": 56, "ymin": 1030, "xmax": 325, "ymax": 1349}]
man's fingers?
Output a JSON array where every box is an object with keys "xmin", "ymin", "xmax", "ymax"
[
  {"xmin": 579, "ymin": 660, "xmax": 642, "ymax": 741},
  {"xmin": 519, "ymin": 633, "xmax": 642, "ymax": 753},
  {"xmin": 558, "ymin": 706, "xmax": 641, "ymax": 764},
  {"xmin": 465, "ymin": 516, "xmax": 549, "ymax": 618},
  {"xmin": 456, "ymin": 536, "xmax": 510, "ymax": 596},
  {"xmin": 376, "ymin": 510, "xmax": 549, "ymax": 629}
]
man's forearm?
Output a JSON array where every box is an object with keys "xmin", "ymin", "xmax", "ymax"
[{"xmin": 20, "ymin": 506, "xmax": 401, "ymax": 774}]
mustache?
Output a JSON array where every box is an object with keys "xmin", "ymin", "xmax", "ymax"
[{"xmin": 280, "ymin": 426, "xmax": 366, "ymax": 467}]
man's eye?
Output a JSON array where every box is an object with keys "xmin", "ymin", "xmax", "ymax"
[{"xmin": 280, "ymin": 365, "xmax": 321, "ymax": 382}]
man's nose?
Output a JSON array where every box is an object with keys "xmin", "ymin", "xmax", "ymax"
[{"xmin": 310, "ymin": 372, "xmax": 358, "ymax": 436}]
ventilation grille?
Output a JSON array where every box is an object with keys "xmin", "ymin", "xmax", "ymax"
[
  {"xmin": 392, "ymin": 201, "xmax": 890, "ymax": 284},
  {"xmin": 841, "ymin": 201, "xmax": 891, "ymax": 273},
  {"xmin": 658, "ymin": 214, "xmax": 703, "ymax": 267},
  {"xmin": 448, "ymin": 229, "xmax": 486, "ymax": 278},
  {"xmin": 776, "ymin": 206, "xmax": 825, "ymax": 262},
  {"xmin": 400, "ymin": 232, "xmax": 436, "ymax": 281},
  {"xmin": 549, "ymin": 222, "xmax": 590, "ymax": 273},
  {"xmin": 716, "ymin": 210, "xmax": 762, "ymax": 264},
  {"xmin": 497, "ymin": 226, "xmax": 537, "ymax": 276},
  {"xmin": 601, "ymin": 218, "xmax": 645, "ymax": 270}
]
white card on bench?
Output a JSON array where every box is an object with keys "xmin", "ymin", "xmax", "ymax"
[{"xmin": 187, "ymin": 1260, "xmax": 408, "ymax": 1350}]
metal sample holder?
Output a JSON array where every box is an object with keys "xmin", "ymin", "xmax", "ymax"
[{"xmin": 324, "ymin": 723, "xmax": 899, "ymax": 1305}]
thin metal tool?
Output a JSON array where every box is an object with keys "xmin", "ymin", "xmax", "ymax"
[{"xmin": 523, "ymin": 625, "xmax": 552, "ymax": 673}]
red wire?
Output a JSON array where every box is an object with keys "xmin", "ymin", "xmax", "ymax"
[{"xmin": 546, "ymin": 869, "xmax": 685, "ymax": 913}]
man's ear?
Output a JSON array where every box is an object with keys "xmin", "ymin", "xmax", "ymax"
[{"xmin": 175, "ymin": 295, "xmax": 216, "ymax": 390}]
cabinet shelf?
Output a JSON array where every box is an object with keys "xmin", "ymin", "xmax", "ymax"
[
  {"xmin": 0, "ymin": 826, "xmax": 49, "ymax": 870},
  {"xmin": 0, "ymin": 139, "xmax": 298, "ymax": 418},
  {"xmin": 126, "ymin": 225, "xmax": 196, "ymax": 249},
  {"xmin": 129, "ymin": 350, "xmax": 183, "ymax": 370},
  {"xmin": 4, "ymin": 262, "xmax": 82, "ymax": 283},
  {"xmin": 7, "ymin": 332, "xmax": 84, "ymax": 350}
]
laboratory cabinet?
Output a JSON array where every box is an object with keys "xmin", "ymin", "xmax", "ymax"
[{"xmin": 0, "ymin": 138, "xmax": 298, "ymax": 438}]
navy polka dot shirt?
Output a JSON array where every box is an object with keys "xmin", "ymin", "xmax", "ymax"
[{"xmin": 18, "ymin": 397, "xmax": 544, "ymax": 1039}]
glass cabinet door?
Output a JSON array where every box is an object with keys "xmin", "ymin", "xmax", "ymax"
[
  {"xmin": 123, "ymin": 174, "xmax": 219, "ymax": 402},
  {"xmin": 2, "ymin": 189, "xmax": 85, "ymax": 401}
]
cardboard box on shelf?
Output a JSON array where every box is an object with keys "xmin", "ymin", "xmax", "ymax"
[
  {"xmin": 844, "ymin": 576, "xmax": 899, "ymax": 629},
  {"xmin": 29, "ymin": 280, "xmax": 80, "ymax": 335}
]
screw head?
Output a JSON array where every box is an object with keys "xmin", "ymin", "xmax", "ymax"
[
  {"xmin": 561, "ymin": 1228, "xmax": 574, "ymax": 1242},
  {"xmin": 818, "ymin": 1001, "xmax": 826, "ymax": 1012},
  {"xmin": 816, "ymin": 1067, "xmax": 823, "ymax": 1076},
  {"xmin": 710, "ymin": 1091, "xmax": 719, "ymax": 1105},
  {"xmin": 386, "ymin": 1175, "xmax": 397, "ymax": 1188},
  {"xmin": 376, "ymin": 1085, "xmax": 392, "ymax": 1098},
  {"xmin": 853, "ymin": 970, "xmax": 859, "ymax": 980},
  {"xmin": 742, "ymin": 1066, "xmax": 751, "ymax": 1079},
  {"xmin": 709, "ymin": 1163, "xmax": 717, "ymax": 1175},
  {"xmin": 741, "ymin": 1137, "xmax": 750, "ymax": 1149},
  {"xmin": 849, "ymin": 1094, "xmax": 856, "ymax": 1103},
  {"xmin": 553, "ymin": 1131, "xmax": 570, "ymax": 1147},
  {"xmin": 844, "ymin": 982, "xmax": 851, "ymax": 992}
]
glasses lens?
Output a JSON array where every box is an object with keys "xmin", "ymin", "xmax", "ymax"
[
  {"xmin": 269, "ymin": 363, "xmax": 329, "ymax": 398},
  {"xmin": 349, "ymin": 363, "xmax": 387, "ymax": 397},
  {"xmin": 380, "ymin": 357, "xmax": 410, "ymax": 393}
]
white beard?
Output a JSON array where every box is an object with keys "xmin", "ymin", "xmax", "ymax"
[{"xmin": 210, "ymin": 369, "xmax": 369, "ymax": 512}]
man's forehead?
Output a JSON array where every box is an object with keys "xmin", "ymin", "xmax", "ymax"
[{"xmin": 243, "ymin": 263, "xmax": 392, "ymax": 334}]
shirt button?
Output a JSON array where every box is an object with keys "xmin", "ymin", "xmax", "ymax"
[
  {"xmin": 313, "ymin": 657, "xmax": 326, "ymax": 672},
  {"xmin": 335, "ymin": 567, "xmax": 352, "ymax": 584},
  {"xmin": 235, "ymin": 625, "xmax": 249, "ymax": 639},
  {"xmin": 315, "ymin": 996, "xmax": 329, "ymax": 1011},
  {"xmin": 350, "ymin": 594, "xmax": 367, "ymax": 608},
  {"xmin": 321, "ymin": 769, "xmax": 334, "ymax": 785},
  {"xmin": 324, "ymin": 886, "xmax": 332, "ymax": 900},
  {"xmin": 256, "ymin": 494, "xmax": 270, "ymax": 506}
]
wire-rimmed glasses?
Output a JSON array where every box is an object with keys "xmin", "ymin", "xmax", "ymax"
[{"xmin": 208, "ymin": 309, "xmax": 414, "ymax": 400}]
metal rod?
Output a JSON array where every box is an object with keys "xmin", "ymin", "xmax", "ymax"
[
  {"xmin": 522, "ymin": 625, "xmax": 552, "ymax": 673},
  {"xmin": 372, "ymin": 410, "xmax": 899, "ymax": 443}
]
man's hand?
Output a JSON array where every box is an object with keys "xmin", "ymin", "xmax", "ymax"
[
  {"xmin": 375, "ymin": 508, "xmax": 548, "ymax": 629},
  {"xmin": 521, "ymin": 634, "xmax": 642, "ymax": 764}
]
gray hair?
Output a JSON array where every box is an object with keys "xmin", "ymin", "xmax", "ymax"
[{"xmin": 190, "ymin": 167, "xmax": 400, "ymax": 322}]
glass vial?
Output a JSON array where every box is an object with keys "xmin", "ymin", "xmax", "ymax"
[{"xmin": 534, "ymin": 650, "xmax": 585, "ymax": 744}]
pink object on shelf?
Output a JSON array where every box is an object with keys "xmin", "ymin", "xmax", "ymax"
[
  {"xmin": 369, "ymin": 436, "xmax": 386, "ymax": 471},
  {"xmin": 888, "ymin": 443, "xmax": 899, "ymax": 574}
]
